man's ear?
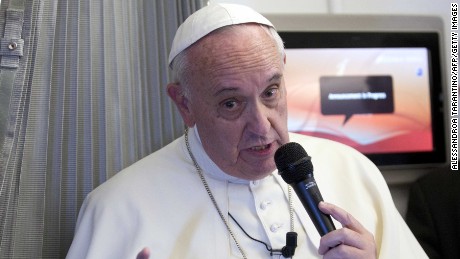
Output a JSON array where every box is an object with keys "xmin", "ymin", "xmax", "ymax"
[{"xmin": 167, "ymin": 83, "xmax": 195, "ymax": 127}]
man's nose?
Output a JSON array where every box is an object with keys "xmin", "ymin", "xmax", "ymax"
[{"xmin": 246, "ymin": 102, "xmax": 271, "ymax": 136}]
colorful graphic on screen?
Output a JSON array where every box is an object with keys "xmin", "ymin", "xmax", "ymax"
[{"xmin": 285, "ymin": 48, "xmax": 433, "ymax": 154}]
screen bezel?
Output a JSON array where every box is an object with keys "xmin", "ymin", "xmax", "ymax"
[{"xmin": 279, "ymin": 31, "xmax": 446, "ymax": 167}]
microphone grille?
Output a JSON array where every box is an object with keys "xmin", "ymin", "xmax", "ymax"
[{"xmin": 274, "ymin": 142, "xmax": 313, "ymax": 184}]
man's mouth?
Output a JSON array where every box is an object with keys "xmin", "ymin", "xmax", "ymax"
[{"xmin": 250, "ymin": 144, "xmax": 271, "ymax": 151}]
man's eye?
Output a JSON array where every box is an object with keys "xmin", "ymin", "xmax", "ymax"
[
  {"xmin": 223, "ymin": 100, "xmax": 237, "ymax": 109},
  {"xmin": 264, "ymin": 87, "xmax": 278, "ymax": 98},
  {"xmin": 218, "ymin": 99, "xmax": 244, "ymax": 120}
]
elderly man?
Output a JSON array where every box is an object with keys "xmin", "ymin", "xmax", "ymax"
[{"xmin": 67, "ymin": 3, "xmax": 427, "ymax": 259}]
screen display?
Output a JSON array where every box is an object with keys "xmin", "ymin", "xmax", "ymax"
[
  {"xmin": 280, "ymin": 32, "xmax": 446, "ymax": 167},
  {"xmin": 285, "ymin": 48, "xmax": 433, "ymax": 154}
]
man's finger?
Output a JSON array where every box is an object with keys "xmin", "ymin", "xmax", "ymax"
[
  {"xmin": 318, "ymin": 201, "xmax": 365, "ymax": 233},
  {"xmin": 136, "ymin": 247, "xmax": 150, "ymax": 259}
]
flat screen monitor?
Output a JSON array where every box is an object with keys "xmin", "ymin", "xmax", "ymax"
[{"xmin": 268, "ymin": 15, "xmax": 447, "ymax": 168}]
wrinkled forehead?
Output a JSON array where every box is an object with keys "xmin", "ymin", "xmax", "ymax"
[
  {"xmin": 168, "ymin": 3, "xmax": 274, "ymax": 66},
  {"xmin": 187, "ymin": 25, "xmax": 283, "ymax": 88},
  {"xmin": 190, "ymin": 24, "xmax": 278, "ymax": 65}
]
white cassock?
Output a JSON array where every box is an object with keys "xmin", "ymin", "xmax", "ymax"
[{"xmin": 66, "ymin": 127, "xmax": 427, "ymax": 259}]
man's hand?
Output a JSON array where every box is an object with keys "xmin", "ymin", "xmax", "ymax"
[
  {"xmin": 136, "ymin": 247, "xmax": 150, "ymax": 259},
  {"xmin": 318, "ymin": 202, "xmax": 377, "ymax": 259}
]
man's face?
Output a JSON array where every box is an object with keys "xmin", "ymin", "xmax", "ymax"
[{"xmin": 176, "ymin": 25, "xmax": 289, "ymax": 180}]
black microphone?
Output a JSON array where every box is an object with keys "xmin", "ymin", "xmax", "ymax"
[{"xmin": 274, "ymin": 142, "xmax": 336, "ymax": 236}]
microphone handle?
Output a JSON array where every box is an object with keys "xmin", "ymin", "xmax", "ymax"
[{"xmin": 291, "ymin": 178, "xmax": 336, "ymax": 236}]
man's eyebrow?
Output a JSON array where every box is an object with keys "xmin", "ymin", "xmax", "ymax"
[
  {"xmin": 214, "ymin": 87, "xmax": 238, "ymax": 97},
  {"xmin": 268, "ymin": 73, "xmax": 283, "ymax": 82},
  {"xmin": 213, "ymin": 73, "xmax": 283, "ymax": 97}
]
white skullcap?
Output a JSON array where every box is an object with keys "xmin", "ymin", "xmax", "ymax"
[{"xmin": 168, "ymin": 3, "xmax": 274, "ymax": 66}]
